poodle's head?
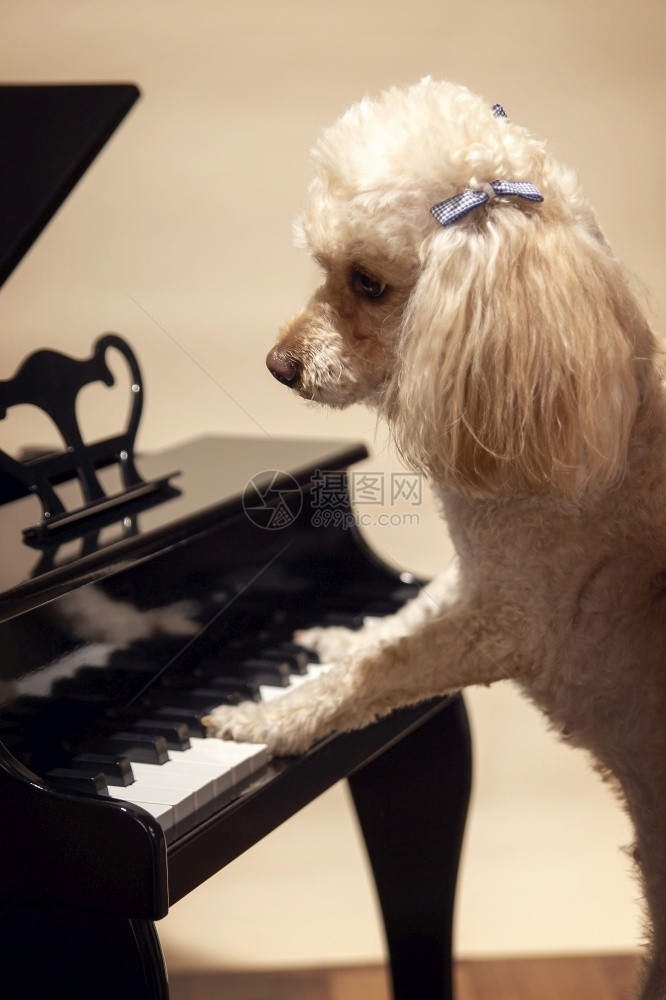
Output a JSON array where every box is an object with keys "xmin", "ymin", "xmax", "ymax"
[{"xmin": 267, "ymin": 78, "xmax": 655, "ymax": 500}]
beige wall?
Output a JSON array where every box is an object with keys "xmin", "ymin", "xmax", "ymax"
[{"xmin": 1, "ymin": 0, "xmax": 663, "ymax": 968}]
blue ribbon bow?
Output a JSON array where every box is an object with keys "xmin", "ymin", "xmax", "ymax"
[{"xmin": 430, "ymin": 180, "xmax": 544, "ymax": 227}]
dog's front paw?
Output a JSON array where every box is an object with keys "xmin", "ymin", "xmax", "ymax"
[
  {"xmin": 294, "ymin": 624, "xmax": 360, "ymax": 660},
  {"xmin": 203, "ymin": 701, "xmax": 268, "ymax": 744},
  {"xmin": 203, "ymin": 701, "xmax": 317, "ymax": 756}
]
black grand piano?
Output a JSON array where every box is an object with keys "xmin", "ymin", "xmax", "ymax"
[{"xmin": 0, "ymin": 85, "xmax": 471, "ymax": 999}]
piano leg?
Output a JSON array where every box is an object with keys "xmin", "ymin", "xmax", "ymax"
[
  {"xmin": 347, "ymin": 695, "xmax": 472, "ymax": 1000},
  {"xmin": 0, "ymin": 901, "xmax": 169, "ymax": 999}
]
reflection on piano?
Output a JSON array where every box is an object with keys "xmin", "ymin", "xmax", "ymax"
[{"xmin": 0, "ymin": 84, "xmax": 471, "ymax": 999}]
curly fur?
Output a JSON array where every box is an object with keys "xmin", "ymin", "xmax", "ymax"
[{"xmin": 205, "ymin": 78, "xmax": 666, "ymax": 997}]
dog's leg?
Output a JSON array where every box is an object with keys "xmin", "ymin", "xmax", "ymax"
[
  {"xmin": 204, "ymin": 598, "xmax": 535, "ymax": 754},
  {"xmin": 294, "ymin": 562, "xmax": 461, "ymax": 661}
]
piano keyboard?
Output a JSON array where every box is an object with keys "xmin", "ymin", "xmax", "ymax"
[
  {"xmin": 4, "ymin": 592, "xmax": 407, "ymax": 844},
  {"xmin": 106, "ymin": 662, "xmax": 332, "ymax": 839}
]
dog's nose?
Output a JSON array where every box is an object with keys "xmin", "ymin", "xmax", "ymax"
[{"xmin": 266, "ymin": 348, "xmax": 300, "ymax": 387}]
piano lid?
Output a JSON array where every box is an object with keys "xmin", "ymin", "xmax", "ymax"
[{"xmin": 0, "ymin": 83, "xmax": 140, "ymax": 287}]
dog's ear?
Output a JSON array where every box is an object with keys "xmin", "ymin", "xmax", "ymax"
[{"xmin": 391, "ymin": 214, "xmax": 653, "ymax": 500}]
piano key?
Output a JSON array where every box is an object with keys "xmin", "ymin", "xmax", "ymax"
[
  {"xmin": 104, "ymin": 655, "xmax": 157, "ymax": 676},
  {"xmin": 126, "ymin": 719, "xmax": 191, "ymax": 750},
  {"xmin": 111, "ymin": 636, "xmax": 191, "ymax": 666},
  {"xmin": 130, "ymin": 760, "xmax": 220, "ymax": 808},
  {"xmin": 257, "ymin": 660, "xmax": 332, "ymax": 702},
  {"xmin": 231, "ymin": 658, "xmax": 292, "ymax": 686},
  {"xmin": 280, "ymin": 641, "xmax": 320, "ymax": 667},
  {"xmin": 184, "ymin": 737, "xmax": 269, "ymax": 783},
  {"xmin": 46, "ymin": 768, "xmax": 109, "ymax": 797},
  {"xmin": 50, "ymin": 680, "xmax": 111, "ymax": 704},
  {"xmin": 84, "ymin": 733, "xmax": 170, "ymax": 765},
  {"xmin": 320, "ymin": 611, "xmax": 367, "ymax": 628},
  {"xmin": 177, "ymin": 687, "xmax": 253, "ymax": 709},
  {"xmin": 68, "ymin": 752, "xmax": 134, "ymax": 786},
  {"xmin": 137, "ymin": 689, "xmax": 216, "ymax": 714},
  {"xmin": 108, "ymin": 782, "xmax": 196, "ymax": 825},
  {"xmin": 303, "ymin": 663, "xmax": 331, "ymax": 681},
  {"xmin": 151, "ymin": 706, "xmax": 209, "ymax": 737},
  {"xmin": 199, "ymin": 656, "xmax": 291, "ymax": 687},
  {"xmin": 188, "ymin": 671, "xmax": 261, "ymax": 701},
  {"xmin": 224, "ymin": 640, "xmax": 310, "ymax": 673}
]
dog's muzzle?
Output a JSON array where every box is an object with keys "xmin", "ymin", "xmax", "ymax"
[{"xmin": 266, "ymin": 348, "xmax": 300, "ymax": 387}]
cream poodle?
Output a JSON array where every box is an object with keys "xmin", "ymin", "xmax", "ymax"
[{"xmin": 205, "ymin": 79, "xmax": 666, "ymax": 997}]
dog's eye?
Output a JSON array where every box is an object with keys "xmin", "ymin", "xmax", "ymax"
[{"xmin": 352, "ymin": 270, "xmax": 387, "ymax": 300}]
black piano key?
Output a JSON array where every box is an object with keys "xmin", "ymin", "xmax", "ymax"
[
  {"xmin": 128, "ymin": 719, "xmax": 191, "ymax": 751},
  {"xmin": 181, "ymin": 688, "xmax": 248, "ymax": 708},
  {"xmin": 237, "ymin": 659, "xmax": 292, "ymax": 686},
  {"xmin": 84, "ymin": 733, "xmax": 170, "ymax": 765},
  {"xmin": 68, "ymin": 752, "xmax": 134, "ymax": 787},
  {"xmin": 141, "ymin": 688, "xmax": 245, "ymax": 716},
  {"xmin": 151, "ymin": 706, "xmax": 209, "ymax": 738},
  {"xmin": 362, "ymin": 599, "xmax": 405, "ymax": 616},
  {"xmin": 188, "ymin": 665, "xmax": 261, "ymax": 700},
  {"xmin": 111, "ymin": 636, "xmax": 193, "ymax": 665},
  {"xmin": 204, "ymin": 657, "xmax": 292, "ymax": 687},
  {"xmin": 105, "ymin": 654, "xmax": 164, "ymax": 675},
  {"xmin": 319, "ymin": 611, "xmax": 367, "ymax": 629},
  {"xmin": 224, "ymin": 640, "xmax": 310, "ymax": 673},
  {"xmin": 142, "ymin": 685, "xmax": 255, "ymax": 711},
  {"xmin": 46, "ymin": 768, "xmax": 109, "ymax": 797},
  {"xmin": 283, "ymin": 641, "xmax": 320, "ymax": 666},
  {"xmin": 50, "ymin": 681, "xmax": 117, "ymax": 705},
  {"xmin": 70, "ymin": 666, "xmax": 151, "ymax": 700},
  {"xmin": 191, "ymin": 675, "xmax": 258, "ymax": 697},
  {"xmin": 333, "ymin": 583, "xmax": 420, "ymax": 605}
]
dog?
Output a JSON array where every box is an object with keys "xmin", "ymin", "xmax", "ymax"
[{"xmin": 204, "ymin": 79, "xmax": 666, "ymax": 998}]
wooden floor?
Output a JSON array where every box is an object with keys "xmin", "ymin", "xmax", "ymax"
[{"xmin": 169, "ymin": 954, "xmax": 642, "ymax": 1000}]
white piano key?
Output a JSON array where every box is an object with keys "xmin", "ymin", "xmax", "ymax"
[
  {"xmin": 259, "ymin": 673, "xmax": 309, "ymax": 702},
  {"xmin": 130, "ymin": 759, "xmax": 222, "ymax": 805},
  {"xmin": 108, "ymin": 782, "xmax": 196, "ymax": 825},
  {"xmin": 259, "ymin": 661, "xmax": 331, "ymax": 702},
  {"xmin": 302, "ymin": 662, "xmax": 331, "ymax": 681},
  {"xmin": 185, "ymin": 737, "xmax": 269, "ymax": 782},
  {"xmin": 167, "ymin": 756, "xmax": 238, "ymax": 798}
]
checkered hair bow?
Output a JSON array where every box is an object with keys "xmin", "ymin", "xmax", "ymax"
[
  {"xmin": 430, "ymin": 101, "xmax": 543, "ymax": 226},
  {"xmin": 430, "ymin": 180, "xmax": 544, "ymax": 226}
]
